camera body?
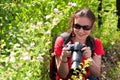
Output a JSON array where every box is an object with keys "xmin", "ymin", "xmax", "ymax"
[{"xmin": 67, "ymin": 42, "xmax": 84, "ymax": 75}]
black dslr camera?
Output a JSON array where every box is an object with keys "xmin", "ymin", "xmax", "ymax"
[{"xmin": 67, "ymin": 42, "xmax": 84, "ymax": 75}]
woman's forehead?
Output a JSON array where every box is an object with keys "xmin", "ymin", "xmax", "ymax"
[{"xmin": 74, "ymin": 17, "xmax": 92, "ymax": 25}]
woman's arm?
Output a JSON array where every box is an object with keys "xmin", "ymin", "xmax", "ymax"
[
  {"xmin": 89, "ymin": 55, "xmax": 101, "ymax": 77},
  {"xmin": 55, "ymin": 55, "xmax": 69, "ymax": 78},
  {"xmin": 54, "ymin": 36, "xmax": 70, "ymax": 79},
  {"xmin": 89, "ymin": 38, "xmax": 104, "ymax": 77},
  {"xmin": 82, "ymin": 46, "xmax": 102, "ymax": 77}
]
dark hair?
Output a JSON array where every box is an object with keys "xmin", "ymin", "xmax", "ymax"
[{"xmin": 69, "ymin": 8, "xmax": 96, "ymax": 36}]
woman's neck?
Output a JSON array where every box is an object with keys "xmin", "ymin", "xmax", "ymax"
[{"xmin": 73, "ymin": 37, "xmax": 86, "ymax": 44}]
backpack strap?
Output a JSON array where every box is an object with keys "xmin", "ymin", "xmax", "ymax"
[
  {"xmin": 60, "ymin": 32, "xmax": 72, "ymax": 46},
  {"xmin": 86, "ymin": 36, "xmax": 95, "ymax": 56},
  {"xmin": 51, "ymin": 32, "xmax": 72, "ymax": 53}
]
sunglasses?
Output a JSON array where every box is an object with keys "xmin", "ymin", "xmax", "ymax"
[{"xmin": 74, "ymin": 24, "xmax": 92, "ymax": 30}]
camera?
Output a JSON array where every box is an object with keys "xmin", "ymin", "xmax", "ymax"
[{"xmin": 67, "ymin": 42, "xmax": 84, "ymax": 75}]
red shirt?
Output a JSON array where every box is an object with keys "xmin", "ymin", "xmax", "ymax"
[{"xmin": 54, "ymin": 36, "xmax": 104, "ymax": 80}]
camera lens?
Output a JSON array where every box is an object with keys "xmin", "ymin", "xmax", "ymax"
[{"xmin": 70, "ymin": 42, "xmax": 83, "ymax": 75}]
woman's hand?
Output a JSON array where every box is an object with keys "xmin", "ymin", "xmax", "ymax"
[
  {"xmin": 61, "ymin": 47, "xmax": 71, "ymax": 61},
  {"xmin": 56, "ymin": 46, "xmax": 71, "ymax": 78},
  {"xmin": 81, "ymin": 46, "xmax": 92, "ymax": 59}
]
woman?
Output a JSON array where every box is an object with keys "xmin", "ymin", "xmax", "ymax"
[{"xmin": 54, "ymin": 8, "xmax": 104, "ymax": 80}]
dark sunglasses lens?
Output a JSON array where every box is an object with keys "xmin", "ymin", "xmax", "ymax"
[
  {"xmin": 74, "ymin": 24, "xmax": 91, "ymax": 30},
  {"xmin": 74, "ymin": 24, "xmax": 81, "ymax": 29},
  {"xmin": 82, "ymin": 25, "xmax": 91, "ymax": 30}
]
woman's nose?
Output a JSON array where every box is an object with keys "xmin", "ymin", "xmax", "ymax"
[{"xmin": 79, "ymin": 28, "xmax": 84, "ymax": 32}]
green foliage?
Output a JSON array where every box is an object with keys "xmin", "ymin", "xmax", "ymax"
[
  {"xmin": 0, "ymin": 0, "xmax": 120, "ymax": 79},
  {"xmin": 72, "ymin": 58, "xmax": 92, "ymax": 80},
  {"xmin": 109, "ymin": 61, "xmax": 120, "ymax": 80}
]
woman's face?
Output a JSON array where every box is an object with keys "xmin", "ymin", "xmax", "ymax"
[{"xmin": 73, "ymin": 17, "xmax": 92, "ymax": 41}]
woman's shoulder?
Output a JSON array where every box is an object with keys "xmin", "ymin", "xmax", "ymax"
[
  {"xmin": 93, "ymin": 37, "xmax": 103, "ymax": 47},
  {"xmin": 55, "ymin": 32, "xmax": 71, "ymax": 45},
  {"xmin": 54, "ymin": 36, "xmax": 65, "ymax": 56},
  {"xmin": 55, "ymin": 36, "xmax": 64, "ymax": 46},
  {"xmin": 94, "ymin": 37, "xmax": 102, "ymax": 43},
  {"xmin": 93, "ymin": 37, "xmax": 104, "ymax": 55}
]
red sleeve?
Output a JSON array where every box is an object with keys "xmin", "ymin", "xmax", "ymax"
[
  {"xmin": 54, "ymin": 36, "xmax": 64, "ymax": 56},
  {"xmin": 94, "ymin": 38, "xmax": 104, "ymax": 56}
]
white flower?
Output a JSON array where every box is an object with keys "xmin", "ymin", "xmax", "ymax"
[
  {"xmin": 68, "ymin": 2, "xmax": 77, "ymax": 7},
  {"xmin": 23, "ymin": 56, "xmax": 31, "ymax": 61},
  {"xmin": 111, "ymin": 41, "xmax": 115, "ymax": 45},
  {"xmin": 45, "ymin": 15, "xmax": 51, "ymax": 20},
  {"xmin": 13, "ymin": 64, "xmax": 19, "ymax": 70},
  {"xmin": 26, "ymin": 71, "xmax": 32, "ymax": 77},
  {"xmin": 60, "ymin": 12, "xmax": 63, "ymax": 15},
  {"xmin": 14, "ymin": 43, "xmax": 20, "ymax": 49},
  {"xmin": 52, "ymin": 18, "xmax": 59, "ymax": 26},
  {"xmin": 46, "ymin": 30, "xmax": 51, "ymax": 34},
  {"xmin": 0, "ymin": 23, "xmax": 3, "ymax": 26},
  {"xmin": 22, "ymin": 52, "xmax": 29, "ymax": 56},
  {"xmin": 72, "ymin": 3, "xmax": 77, "ymax": 6},
  {"xmin": 22, "ymin": 52, "xmax": 31, "ymax": 61},
  {"xmin": 54, "ymin": 8, "xmax": 59, "ymax": 13},
  {"xmin": 27, "ymin": 46, "xmax": 31, "ymax": 50},
  {"xmin": 37, "ymin": 54, "xmax": 44, "ymax": 61},
  {"xmin": 10, "ymin": 51, "xmax": 16, "ymax": 56},
  {"xmin": 37, "ymin": 22, "xmax": 42, "ymax": 26},
  {"xmin": 5, "ymin": 57, "xmax": 9, "ymax": 62},
  {"xmin": 24, "ymin": 77, "xmax": 29, "ymax": 80},
  {"xmin": 30, "ymin": 42, "xmax": 35, "ymax": 47},
  {"xmin": 9, "ymin": 56, "xmax": 15, "ymax": 62},
  {"xmin": 26, "ymin": 29, "xmax": 29, "ymax": 33},
  {"xmin": 31, "ymin": 25, "xmax": 36, "ymax": 29}
]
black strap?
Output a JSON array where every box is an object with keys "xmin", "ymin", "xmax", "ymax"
[
  {"xmin": 60, "ymin": 32, "xmax": 72, "ymax": 46},
  {"xmin": 86, "ymin": 36, "xmax": 95, "ymax": 56}
]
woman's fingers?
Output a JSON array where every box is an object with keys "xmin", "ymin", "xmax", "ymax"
[
  {"xmin": 82, "ymin": 47, "xmax": 92, "ymax": 58},
  {"xmin": 62, "ymin": 47, "xmax": 71, "ymax": 57}
]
